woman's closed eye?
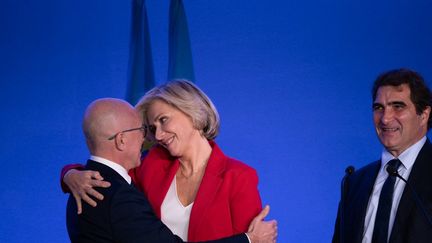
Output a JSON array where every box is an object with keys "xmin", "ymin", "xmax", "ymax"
[{"xmin": 159, "ymin": 116, "xmax": 168, "ymax": 124}]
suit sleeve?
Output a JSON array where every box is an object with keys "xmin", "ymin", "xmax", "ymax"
[
  {"xmin": 332, "ymin": 201, "xmax": 341, "ymax": 243},
  {"xmin": 332, "ymin": 169, "xmax": 355, "ymax": 243},
  {"xmin": 60, "ymin": 163, "xmax": 85, "ymax": 193},
  {"xmin": 229, "ymin": 168, "xmax": 262, "ymax": 234}
]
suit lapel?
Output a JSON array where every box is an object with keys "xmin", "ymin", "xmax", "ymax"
[
  {"xmin": 188, "ymin": 142, "xmax": 226, "ymax": 240},
  {"xmin": 390, "ymin": 140, "xmax": 432, "ymax": 242},
  {"xmin": 346, "ymin": 161, "xmax": 380, "ymax": 243}
]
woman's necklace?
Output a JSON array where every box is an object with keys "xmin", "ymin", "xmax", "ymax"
[
  {"xmin": 179, "ymin": 170, "xmax": 198, "ymax": 179},
  {"xmin": 178, "ymin": 159, "xmax": 208, "ymax": 179}
]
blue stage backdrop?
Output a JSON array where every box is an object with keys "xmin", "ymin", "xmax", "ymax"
[{"xmin": 1, "ymin": 0, "xmax": 431, "ymax": 242}]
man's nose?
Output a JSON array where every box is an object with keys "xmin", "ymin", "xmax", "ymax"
[{"xmin": 381, "ymin": 107, "xmax": 394, "ymax": 124}]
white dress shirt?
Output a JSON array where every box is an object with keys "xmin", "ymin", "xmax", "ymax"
[{"xmin": 362, "ymin": 136, "xmax": 426, "ymax": 243}]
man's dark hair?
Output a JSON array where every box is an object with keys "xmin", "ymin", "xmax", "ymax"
[{"xmin": 372, "ymin": 68, "xmax": 432, "ymax": 129}]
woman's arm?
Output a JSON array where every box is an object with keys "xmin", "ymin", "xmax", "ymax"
[
  {"xmin": 60, "ymin": 164, "xmax": 84, "ymax": 192},
  {"xmin": 230, "ymin": 168, "xmax": 263, "ymax": 233}
]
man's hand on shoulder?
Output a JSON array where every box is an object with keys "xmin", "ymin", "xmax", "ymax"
[{"xmin": 246, "ymin": 205, "xmax": 277, "ymax": 243}]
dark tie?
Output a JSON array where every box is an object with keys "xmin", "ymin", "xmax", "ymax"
[{"xmin": 372, "ymin": 159, "xmax": 402, "ymax": 243}]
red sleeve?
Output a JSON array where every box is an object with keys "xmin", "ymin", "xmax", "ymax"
[
  {"xmin": 230, "ymin": 167, "xmax": 262, "ymax": 233},
  {"xmin": 60, "ymin": 164, "xmax": 85, "ymax": 193}
]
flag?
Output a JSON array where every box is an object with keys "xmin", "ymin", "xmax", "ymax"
[
  {"xmin": 126, "ymin": 0, "xmax": 155, "ymax": 105},
  {"xmin": 168, "ymin": 0, "xmax": 195, "ymax": 82}
]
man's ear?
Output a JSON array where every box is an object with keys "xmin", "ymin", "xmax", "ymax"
[
  {"xmin": 114, "ymin": 133, "xmax": 126, "ymax": 151},
  {"xmin": 420, "ymin": 106, "xmax": 431, "ymax": 126}
]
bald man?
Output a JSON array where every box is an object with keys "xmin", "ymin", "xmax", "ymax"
[{"xmin": 66, "ymin": 98, "xmax": 277, "ymax": 243}]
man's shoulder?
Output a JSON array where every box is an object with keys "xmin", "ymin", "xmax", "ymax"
[
  {"xmin": 347, "ymin": 160, "xmax": 380, "ymax": 184},
  {"xmin": 84, "ymin": 161, "xmax": 134, "ymax": 200},
  {"xmin": 418, "ymin": 138, "xmax": 432, "ymax": 157},
  {"xmin": 86, "ymin": 160, "xmax": 126, "ymax": 183},
  {"xmin": 355, "ymin": 160, "xmax": 380, "ymax": 175}
]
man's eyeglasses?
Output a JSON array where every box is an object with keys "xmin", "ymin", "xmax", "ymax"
[{"xmin": 107, "ymin": 125, "xmax": 147, "ymax": 140}]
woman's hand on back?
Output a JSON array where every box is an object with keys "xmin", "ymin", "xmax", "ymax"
[{"xmin": 64, "ymin": 169, "xmax": 111, "ymax": 214}]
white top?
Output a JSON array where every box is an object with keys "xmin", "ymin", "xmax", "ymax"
[
  {"xmin": 362, "ymin": 136, "xmax": 426, "ymax": 243},
  {"xmin": 89, "ymin": 155, "xmax": 132, "ymax": 185},
  {"xmin": 161, "ymin": 176, "xmax": 193, "ymax": 241}
]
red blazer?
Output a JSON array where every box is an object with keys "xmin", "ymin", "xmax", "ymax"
[{"xmin": 130, "ymin": 141, "xmax": 262, "ymax": 242}]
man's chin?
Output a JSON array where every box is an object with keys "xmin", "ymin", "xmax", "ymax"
[
  {"xmin": 379, "ymin": 135, "xmax": 400, "ymax": 146},
  {"xmin": 382, "ymin": 143, "xmax": 403, "ymax": 155},
  {"xmin": 134, "ymin": 159, "xmax": 141, "ymax": 168}
]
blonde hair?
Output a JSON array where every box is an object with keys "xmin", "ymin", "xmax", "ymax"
[{"xmin": 136, "ymin": 80, "xmax": 220, "ymax": 140}]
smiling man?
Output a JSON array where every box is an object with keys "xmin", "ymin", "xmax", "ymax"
[{"xmin": 333, "ymin": 68, "xmax": 432, "ymax": 243}]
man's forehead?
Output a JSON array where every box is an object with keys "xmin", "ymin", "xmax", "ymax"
[
  {"xmin": 380, "ymin": 83, "xmax": 410, "ymax": 91},
  {"xmin": 375, "ymin": 84, "xmax": 410, "ymax": 98}
]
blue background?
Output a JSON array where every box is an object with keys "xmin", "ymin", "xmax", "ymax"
[{"xmin": 1, "ymin": 0, "xmax": 431, "ymax": 242}]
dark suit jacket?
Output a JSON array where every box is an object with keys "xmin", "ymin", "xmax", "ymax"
[
  {"xmin": 66, "ymin": 160, "xmax": 248, "ymax": 243},
  {"xmin": 333, "ymin": 140, "xmax": 432, "ymax": 243}
]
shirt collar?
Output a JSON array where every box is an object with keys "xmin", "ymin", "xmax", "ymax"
[
  {"xmin": 90, "ymin": 155, "xmax": 132, "ymax": 184},
  {"xmin": 381, "ymin": 136, "xmax": 426, "ymax": 171}
]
